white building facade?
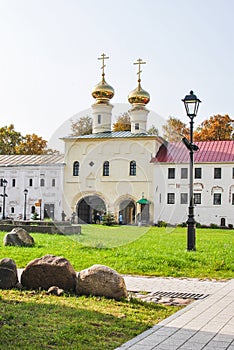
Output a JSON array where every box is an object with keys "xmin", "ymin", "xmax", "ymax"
[
  {"xmin": 0, "ymin": 155, "xmax": 64, "ymax": 221},
  {"xmin": 152, "ymin": 140, "xmax": 234, "ymax": 227}
]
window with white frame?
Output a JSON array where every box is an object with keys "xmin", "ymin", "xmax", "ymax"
[
  {"xmin": 181, "ymin": 168, "xmax": 188, "ymax": 179},
  {"xmin": 168, "ymin": 168, "xmax": 175, "ymax": 179},
  {"xmin": 213, "ymin": 193, "xmax": 221, "ymax": 205},
  {"xmin": 167, "ymin": 193, "xmax": 175, "ymax": 204},
  {"xmin": 180, "ymin": 193, "xmax": 188, "ymax": 204},
  {"xmin": 214, "ymin": 168, "xmax": 222, "ymax": 179},
  {"xmin": 195, "ymin": 168, "xmax": 202, "ymax": 179},
  {"xmin": 194, "ymin": 193, "xmax": 201, "ymax": 205}
]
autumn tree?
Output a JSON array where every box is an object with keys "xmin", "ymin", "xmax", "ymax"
[
  {"xmin": 194, "ymin": 114, "xmax": 234, "ymax": 141},
  {"xmin": 0, "ymin": 124, "xmax": 22, "ymax": 154},
  {"xmin": 0, "ymin": 124, "xmax": 57, "ymax": 155},
  {"xmin": 16, "ymin": 134, "xmax": 48, "ymax": 155},
  {"xmin": 113, "ymin": 113, "xmax": 131, "ymax": 132},
  {"xmin": 70, "ymin": 115, "xmax": 93, "ymax": 136},
  {"xmin": 147, "ymin": 125, "xmax": 159, "ymax": 135},
  {"xmin": 162, "ymin": 117, "xmax": 190, "ymax": 142}
]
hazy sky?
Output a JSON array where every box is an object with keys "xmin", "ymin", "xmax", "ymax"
[{"xmin": 0, "ymin": 0, "xmax": 234, "ymax": 147}]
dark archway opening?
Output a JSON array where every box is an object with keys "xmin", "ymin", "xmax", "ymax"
[
  {"xmin": 77, "ymin": 195, "xmax": 106, "ymax": 224},
  {"xmin": 119, "ymin": 199, "xmax": 136, "ymax": 225}
]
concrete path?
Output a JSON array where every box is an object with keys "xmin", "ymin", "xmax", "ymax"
[{"xmin": 116, "ymin": 277, "xmax": 234, "ymax": 350}]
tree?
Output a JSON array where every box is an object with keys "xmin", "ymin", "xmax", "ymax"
[
  {"xmin": 0, "ymin": 124, "xmax": 22, "ymax": 154},
  {"xmin": 16, "ymin": 133, "xmax": 48, "ymax": 155},
  {"xmin": 147, "ymin": 125, "xmax": 159, "ymax": 135},
  {"xmin": 162, "ymin": 117, "xmax": 190, "ymax": 142},
  {"xmin": 194, "ymin": 114, "xmax": 234, "ymax": 141},
  {"xmin": 113, "ymin": 113, "xmax": 131, "ymax": 132},
  {"xmin": 70, "ymin": 115, "xmax": 93, "ymax": 136},
  {"xmin": 0, "ymin": 124, "xmax": 57, "ymax": 155}
]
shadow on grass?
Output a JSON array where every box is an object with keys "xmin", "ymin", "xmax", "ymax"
[{"xmin": 0, "ymin": 290, "xmax": 175, "ymax": 350}]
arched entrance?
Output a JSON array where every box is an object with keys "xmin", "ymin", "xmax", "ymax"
[
  {"xmin": 119, "ymin": 199, "xmax": 136, "ymax": 225},
  {"xmin": 77, "ymin": 195, "xmax": 106, "ymax": 224}
]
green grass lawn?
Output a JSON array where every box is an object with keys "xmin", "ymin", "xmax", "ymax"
[
  {"xmin": 0, "ymin": 289, "xmax": 180, "ymax": 350},
  {"xmin": 0, "ymin": 226, "xmax": 233, "ymax": 279},
  {"xmin": 0, "ymin": 226, "xmax": 233, "ymax": 349}
]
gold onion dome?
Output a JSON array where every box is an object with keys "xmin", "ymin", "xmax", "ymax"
[
  {"xmin": 92, "ymin": 78, "xmax": 115, "ymax": 103},
  {"xmin": 128, "ymin": 83, "xmax": 150, "ymax": 105}
]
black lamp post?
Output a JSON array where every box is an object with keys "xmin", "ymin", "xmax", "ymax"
[
  {"xmin": 182, "ymin": 91, "xmax": 201, "ymax": 251},
  {"xmin": 1, "ymin": 179, "xmax": 8, "ymax": 220},
  {"xmin": 23, "ymin": 189, "xmax": 28, "ymax": 221}
]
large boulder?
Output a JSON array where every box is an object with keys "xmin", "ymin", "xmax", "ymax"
[
  {"xmin": 0, "ymin": 258, "xmax": 18, "ymax": 289},
  {"xmin": 21, "ymin": 255, "xmax": 77, "ymax": 291},
  {"xmin": 3, "ymin": 228, "xmax": 34, "ymax": 247},
  {"xmin": 76, "ymin": 264, "xmax": 128, "ymax": 300}
]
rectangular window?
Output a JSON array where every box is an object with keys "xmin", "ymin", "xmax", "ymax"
[
  {"xmin": 195, "ymin": 168, "xmax": 202, "ymax": 179},
  {"xmin": 168, "ymin": 168, "xmax": 175, "ymax": 179},
  {"xmin": 213, "ymin": 193, "xmax": 221, "ymax": 205},
  {"xmin": 232, "ymin": 193, "xmax": 234, "ymax": 205},
  {"xmin": 12, "ymin": 179, "xmax": 16, "ymax": 187},
  {"xmin": 135, "ymin": 123, "xmax": 139, "ymax": 130},
  {"xmin": 181, "ymin": 168, "xmax": 188, "ymax": 179},
  {"xmin": 167, "ymin": 193, "xmax": 175, "ymax": 204},
  {"xmin": 180, "ymin": 193, "xmax": 188, "ymax": 204},
  {"xmin": 29, "ymin": 178, "xmax": 33, "ymax": 187},
  {"xmin": 98, "ymin": 114, "xmax": 101, "ymax": 124},
  {"xmin": 194, "ymin": 193, "xmax": 201, "ymax": 205},
  {"xmin": 214, "ymin": 168, "xmax": 221, "ymax": 179},
  {"xmin": 232, "ymin": 168, "xmax": 234, "ymax": 179},
  {"xmin": 52, "ymin": 179, "xmax": 56, "ymax": 187}
]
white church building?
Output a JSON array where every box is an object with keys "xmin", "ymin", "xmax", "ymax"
[{"xmin": 1, "ymin": 55, "xmax": 234, "ymax": 227}]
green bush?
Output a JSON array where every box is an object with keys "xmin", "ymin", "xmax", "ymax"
[
  {"xmin": 157, "ymin": 220, "xmax": 167, "ymax": 227},
  {"xmin": 102, "ymin": 212, "xmax": 116, "ymax": 226}
]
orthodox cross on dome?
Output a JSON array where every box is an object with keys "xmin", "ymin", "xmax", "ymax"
[
  {"xmin": 98, "ymin": 53, "xmax": 109, "ymax": 83},
  {"xmin": 134, "ymin": 58, "xmax": 146, "ymax": 84}
]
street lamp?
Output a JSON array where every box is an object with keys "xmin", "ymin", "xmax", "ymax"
[
  {"xmin": 23, "ymin": 189, "xmax": 28, "ymax": 221},
  {"xmin": 1, "ymin": 179, "xmax": 8, "ymax": 220},
  {"xmin": 182, "ymin": 91, "xmax": 201, "ymax": 251}
]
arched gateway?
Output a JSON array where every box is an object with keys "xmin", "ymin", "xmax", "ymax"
[
  {"xmin": 77, "ymin": 195, "xmax": 106, "ymax": 224},
  {"xmin": 119, "ymin": 199, "xmax": 136, "ymax": 225}
]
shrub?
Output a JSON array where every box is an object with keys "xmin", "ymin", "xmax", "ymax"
[
  {"xmin": 157, "ymin": 220, "xmax": 167, "ymax": 227},
  {"xmin": 228, "ymin": 224, "xmax": 233, "ymax": 229},
  {"xmin": 102, "ymin": 212, "xmax": 116, "ymax": 226},
  {"xmin": 210, "ymin": 223, "xmax": 218, "ymax": 229}
]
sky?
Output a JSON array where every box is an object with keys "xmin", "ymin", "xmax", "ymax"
[{"xmin": 0, "ymin": 0, "xmax": 234, "ymax": 150}]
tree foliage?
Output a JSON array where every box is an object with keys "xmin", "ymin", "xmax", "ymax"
[
  {"xmin": 0, "ymin": 124, "xmax": 55, "ymax": 155},
  {"xmin": 113, "ymin": 113, "xmax": 131, "ymax": 132},
  {"xmin": 162, "ymin": 117, "xmax": 190, "ymax": 142},
  {"xmin": 70, "ymin": 115, "xmax": 93, "ymax": 136},
  {"xmin": 194, "ymin": 114, "xmax": 234, "ymax": 141},
  {"xmin": 147, "ymin": 125, "xmax": 159, "ymax": 135}
]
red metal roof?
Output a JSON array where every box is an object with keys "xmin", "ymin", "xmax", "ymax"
[{"xmin": 151, "ymin": 140, "xmax": 234, "ymax": 163}]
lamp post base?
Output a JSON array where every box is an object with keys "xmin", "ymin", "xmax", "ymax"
[{"xmin": 187, "ymin": 215, "xmax": 196, "ymax": 251}]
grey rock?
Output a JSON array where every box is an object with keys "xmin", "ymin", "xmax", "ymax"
[
  {"xmin": 76, "ymin": 264, "xmax": 128, "ymax": 300},
  {"xmin": 47, "ymin": 286, "xmax": 64, "ymax": 296},
  {"xmin": 3, "ymin": 228, "xmax": 34, "ymax": 247},
  {"xmin": 21, "ymin": 254, "xmax": 77, "ymax": 291},
  {"xmin": 0, "ymin": 258, "xmax": 18, "ymax": 289}
]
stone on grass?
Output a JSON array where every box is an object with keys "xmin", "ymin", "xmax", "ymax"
[
  {"xmin": 0, "ymin": 258, "xmax": 18, "ymax": 289},
  {"xmin": 47, "ymin": 286, "xmax": 65, "ymax": 296},
  {"xmin": 3, "ymin": 228, "xmax": 34, "ymax": 247},
  {"xmin": 76, "ymin": 264, "xmax": 128, "ymax": 300},
  {"xmin": 21, "ymin": 254, "xmax": 77, "ymax": 291}
]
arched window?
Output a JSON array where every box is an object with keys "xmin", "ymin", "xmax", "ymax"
[
  {"xmin": 130, "ymin": 160, "xmax": 136, "ymax": 176},
  {"xmin": 40, "ymin": 178, "xmax": 45, "ymax": 187},
  {"xmin": 103, "ymin": 161, "xmax": 109, "ymax": 176},
  {"xmin": 73, "ymin": 161, "xmax": 80, "ymax": 176}
]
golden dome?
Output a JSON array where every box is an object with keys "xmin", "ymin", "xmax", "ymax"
[
  {"xmin": 128, "ymin": 83, "xmax": 150, "ymax": 105},
  {"xmin": 92, "ymin": 78, "xmax": 114, "ymax": 103}
]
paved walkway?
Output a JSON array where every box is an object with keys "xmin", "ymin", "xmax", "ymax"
[{"xmin": 116, "ymin": 277, "xmax": 234, "ymax": 350}]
